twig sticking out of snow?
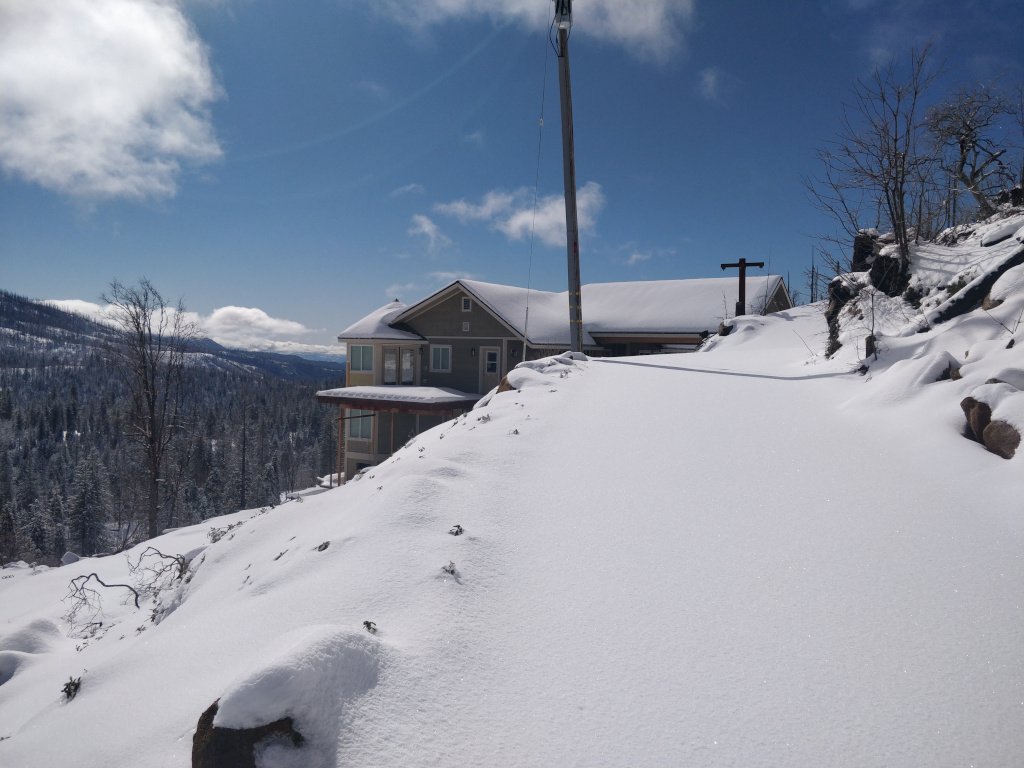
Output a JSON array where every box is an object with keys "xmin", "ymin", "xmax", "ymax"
[{"xmin": 363, "ymin": 620, "xmax": 377, "ymax": 634}]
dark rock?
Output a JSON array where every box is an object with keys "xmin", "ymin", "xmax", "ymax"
[
  {"xmin": 932, "ymin": 248, "xmax": 1024, "ymax": 326},
  {"xmin": 192, "ymin": 699, "xmax": 303, "ymax": 768},
  {"xmin": 851, "ymin": 231, "xmax": 878, "ymax": 272},
  {"xmin": 717, "ymin": 322, "xmax": 733, "ymax": 337},
  {"xmin": 824, "ymin": 278, "xmax": 857, "ymax": 356},
  {"xmin": 982, "ymin": 295, "xmax": 1004, "ymax": 310},
  {"xmin": 865, "ymin": 334, "xmax": 877, "ymax": 359},
  {"xmin": 982, "ymin": 421, "xmax": 1021, "ymax": 459},
  {"xmin": 960, "ymin": 397, "xmax": 992, "ymax": 442},
  {"xmin": 949, "ymin": 366, "xmax": 962, "ymax": 381},
  {"xmin": 869, "ymin": 255, "xmax": 908, "ymax": 296},
  {"xmin": 1008, "ymin": 338, "xmax": 1016, "ymax": 349},
  {"xmin": 994, "ymin": 185, "xmax": 1024, "ymax": 207}
]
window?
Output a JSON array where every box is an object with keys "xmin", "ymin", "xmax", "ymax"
[
  {"xmin": 430, "ymin": 345, "xmax": 451, "ymax": 372},
  {"xmin": 462, "ymin": 296, "xmax": 472, "ymax": 312},
  {"xmin": 484, "ymin": 349, "xmax": 499, "ymax": 375},
  {"xmin": 348, "ymin": 409, "xmax": 373, "ymax": 439},
  {"xmin": 383, "ymin": 349, "xmax": 397, "ymax": 384},
  {"xmin": 349, "ymin": 345, "xmax": 373, "ymax": 372},
  {"xmin": 462, "ymin": 321, "xmax": 470, "ymax": 332},
  {"xmin": 401, "ymin": 349, "xmax": 415, "ymax": 384}
]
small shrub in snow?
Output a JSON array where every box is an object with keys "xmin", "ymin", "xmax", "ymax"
[
  {"xmin": 441, "ymin": 561, "xmax": 456, "ymax": 575},
  {"xmin": 363, "ymin": 621, "xmax": 376, "ymax": 634},
  {"xmin": 62, "ymin": 676, "xmax": 81, "ymax": 701}
]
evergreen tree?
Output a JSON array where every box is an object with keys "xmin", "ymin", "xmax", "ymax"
[{"xmin": 69, "ymin": 450, "xmax": 111, "ymax": 555}]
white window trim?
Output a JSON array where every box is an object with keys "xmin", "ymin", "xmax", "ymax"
[
  {"xmin": 350, "ymin": 345, "xmax": 374, "ymax": 373},
  {"xmin": 430, "ymin": 344, "xmax": 452, "ymax": 373},
  {"xmin": 461, "ymin": 296, "xmax": 472, "ymax": 312},
  {"xmin": 348, "ymin": 409, "xmax": 373, "ymax": 440}
]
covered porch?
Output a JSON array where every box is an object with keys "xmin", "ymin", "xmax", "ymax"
[{"xmin": 316, "ymin": 386, "xmax": 481, "ymax": 483}]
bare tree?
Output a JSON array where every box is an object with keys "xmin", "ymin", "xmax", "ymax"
[
  {"xmin": 926, "ymin": 81, "xmax": 1014, "ymax": 218},
  {"xmin": 102, "ymin": 279, "xmax": 199, "ymax": 539},
  {"xmin": 806, "ymin": 45, "xmax": 942, "ymax": 290}
]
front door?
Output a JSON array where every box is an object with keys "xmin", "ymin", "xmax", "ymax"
[{"xmin": 479, "ymin": 346, "xmax": 501, "ymax": 393}]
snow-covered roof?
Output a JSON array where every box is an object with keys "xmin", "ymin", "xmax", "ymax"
[
  {"xmin": 317, "ymin": 385, "xmax": 479, "ymax": 405},
  {"xmin": 337, "ymin": 300, "xmax": 425, "ymax": 342},
  {"xmin": 392, "ymin": 277, "xmax": 787, "ymax": 346},
  {"xmin": 316, "ymin": 385, "xmax": 481, "ymax": 411}
]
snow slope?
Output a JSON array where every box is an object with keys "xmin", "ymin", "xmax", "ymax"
[{"xmin": 1, "ymin": 290, "xmax": 1021, "ymax": 766}]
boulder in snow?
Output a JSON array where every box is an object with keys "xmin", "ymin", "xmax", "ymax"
[
  {"xmin": 982, "ymin": 421, "xmax": 1020, "ymax": 459},
  {"xmin": 60, "ymin": 551, "xmax": 80, "ymax": 566},
  {"xmin": 192, "ymin": 698, "xmax": 303, "ymax": 768}
]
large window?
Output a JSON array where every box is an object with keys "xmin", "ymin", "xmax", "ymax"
[
  {"xmin": 383, "ymin": 349, "xmax": 397, "ymax": 384},
  {"xmin": 348, "ymin": 409, "xmax": 373, "ymax": 440},
  {"xmin": 349, "ymin": 345, "xmax": 373, "ymax": 372},
  {"xmin": 430, "ymin": 345, "xmax": 451, "ymax": 373},
  {"xmin": 401, "ymin": 349, "xmax": 415, "ymax": 384}
]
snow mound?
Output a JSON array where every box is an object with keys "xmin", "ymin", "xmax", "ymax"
[
  {"xmin": 214, "ymin": 626, "xmax": 381, "ymax": 764},
  {"xmin": 853, "ymin": 351, "xmax": 960, "ymax": 405},
  {"xmin": 980, "ymin": 214, "xmax": 1024, "ymax": 246},
  {"xmin": 0, "ymin": 617, "xmax": 63, "ymax": 654},
  {"xmin": 989, "ymin": 263, "xmax": 1024, "ymax": 303}
]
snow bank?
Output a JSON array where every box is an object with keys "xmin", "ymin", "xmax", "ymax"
[{"xmin": 214, "ymin": 626, "xmax": 380, "ymax": 764}]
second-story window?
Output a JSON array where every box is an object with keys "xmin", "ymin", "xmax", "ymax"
[
  {"xmin": 462, "ymin": 296, "xmax": 472, "ymax": 312},
  {"xmin": 349, "ymin": 345, "xmax": 373, "ymax": 372}
]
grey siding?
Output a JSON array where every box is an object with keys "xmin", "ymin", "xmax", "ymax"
[
  {"xmin": 406, "ymin": 291, "xmax": 512, "ymax": 339},
  {"xmin": 422, "ymin": 337, "xmax": 507, "ymax": 393}
]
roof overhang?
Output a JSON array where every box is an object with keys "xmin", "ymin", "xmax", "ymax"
[{"xmin": 316, "ymin": 385, "xmax": 480, "ymax": 414}]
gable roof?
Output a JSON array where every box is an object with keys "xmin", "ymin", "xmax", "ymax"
[{"xmin": 352, "ymin": 276, "xmax": 790, "ymax": 347}]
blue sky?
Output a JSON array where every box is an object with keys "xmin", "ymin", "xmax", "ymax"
[{"xmin": 1, "ymin": 0, "xmax": 1021, "ymax": 356}]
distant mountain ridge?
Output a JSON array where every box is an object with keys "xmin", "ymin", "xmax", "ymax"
[{"xmin": 0, "ymin": 289, "xmax": 345, "ymax": 381}]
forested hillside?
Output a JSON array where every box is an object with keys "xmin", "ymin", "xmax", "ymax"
[{"xmin": 0, "ymin": 290, "xmax": 344, "ymax": 565}]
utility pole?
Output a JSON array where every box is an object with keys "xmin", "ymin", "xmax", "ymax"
[
  {"xmin": 553, "ymin": 0, "xmax": 584, "ymax": 353},
  {"xmin": 720, "ymin": 258, "xmax": 765, "ymax": 317}
]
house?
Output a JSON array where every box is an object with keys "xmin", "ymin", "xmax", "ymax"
[{"xmin": 318, "ymin": 276, "xmax": 791, "ymax": 480}]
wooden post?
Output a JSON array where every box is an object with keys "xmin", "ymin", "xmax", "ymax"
[
  {"xmin": 336, "ymin": 405, "xmax": 343, "ymax": 486},
  {"xmin": 721, "ymin": 258, "xmax": 765, "ymax": 317}
]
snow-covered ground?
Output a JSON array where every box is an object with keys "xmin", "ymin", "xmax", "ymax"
[{"xmin": 1, "ymin": 242, "xmax": 1021, "ymax": 766}]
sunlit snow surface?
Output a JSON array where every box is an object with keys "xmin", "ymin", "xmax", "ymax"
[{"xmin": 1, "ymin": 267, "xmax": 1021, "ymax": 766}]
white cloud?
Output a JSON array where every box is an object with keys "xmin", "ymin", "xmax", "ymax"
[
  {"xmin": 41, "ymin": 298, "xmax": 342, "ymax": 355},
  {"xmin": 437, "ymin": 182, "xmax": 605, "ymax": 248},
  {"xmin": 408, "ymin": 214, "xmax": 452, "ymax": 254},
  {"xmin": 202, "ymin": 306, "xmax": 309, "ymax": 349},
  {"xmin": 366, "ymin": 0, "xmax": 695, "ymax": 61},
  {"xmin": 462, "ymin": 130, "xmax": 484, "ymax": 145},
  {"xmin": 390, "ymin": 183, "xmax": 424, "ymax": 197},
  {"xmin": 0, "ymin": 0, "xmax": 222, "ymax": 201},
  {"xmin": 626, "ymin": 251, "xmax": 651, "ymax": 266}
]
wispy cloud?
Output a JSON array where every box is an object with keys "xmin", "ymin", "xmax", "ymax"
[
  {"xmin": 357, "ymin": 79, "xmax": 389, "ymax": 101},
  {"xmin": 429, "ymin": 270, "xmax": 478, "ymax": 283},
  {"xmin": 462, "ymin": 130, "xmax": 484, "ymax": 146},
  {"xmin": 697, "ymin": 66, "xmax": 741, "ymax": 102},
  {"xmin": 0, "ymin": 0, "xmax": 222, "ymax": 201},
  {"xmin": 367, "ymin": 0, "xmax": 696, "ymax": 61},
  {"xmin": 408, "ymin": 213, "xmax": 452, "ymax": 254},
  {"xmin": 436, "ymin": 182, "xmax": 605, "ymax": 248},
  {"xmin": 390, "ymin": 183, "xmax": 424, "ymax": 197},
  {"xmin": 626, "ymin": 252, "xmax": 651, "ymax": 266},
  {"xmin": 385, "ymin": 282, "xmax": 420, "ymax": 300}
]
